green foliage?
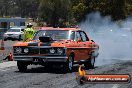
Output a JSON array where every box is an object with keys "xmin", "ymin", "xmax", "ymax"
[
  {"xmin": 38, "ymin": 0, "xmax": 71, "ymax": 27},
  {"xmin": 0, "ymin": 0, "xmax": 132, "ymax": 26},
  {"xmin": 72, "ymin": 3, "xmax": 88, "ymax": 22},
  {"xmin": 0, "ymin": 0, "xmax": 39, "ymax": 17}
]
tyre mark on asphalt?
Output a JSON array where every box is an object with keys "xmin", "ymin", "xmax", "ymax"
[
  {"xmin": 0, "ymin": 66, "xmax": 78, "ymax": 88},
  {"xmin": 0, "ymin": 61, "xmax": 132, "ymax": 88},
  {"xmin": 40, "ymin": 73, "xmax": 77, "ymax": 88},
  {"xmin": 0, "ymin": 66, "xmax": 65, "ymax": 88}
]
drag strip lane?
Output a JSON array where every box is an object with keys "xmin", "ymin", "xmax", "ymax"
[
  {"xmin": 0, "ymin": 60, "xmax": 132, "ymax": 88},
  {"xmin": 0, "ymin": 64, "xmax": 81, "ymax": 88},
  {"xmin": 0, "ymin": 65, "xmax": 65, "ymax": 88}
]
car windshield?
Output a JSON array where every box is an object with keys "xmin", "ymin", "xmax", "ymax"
[
  {"xmin": 33, "ymin": 30, "xmax": 71, "ymax": 40},
  {"xmin": 8, "ymin": 29, "xmax": 20, "ymax": 32}
]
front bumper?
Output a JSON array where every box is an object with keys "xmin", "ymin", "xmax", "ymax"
[{"xmin": 13, "ymin": 55, "xmax": 68, "ymax": 62}]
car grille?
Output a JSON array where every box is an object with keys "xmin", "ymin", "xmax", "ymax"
[
  {"xmin": 29, "ymin": 47, "xmax": 39, "ymax": 54},
  {"xmin": 8, "ymin": 34, "xmax": 13, "ymax": 36},
  {"xmin": 14, "ymin": 46, "xmax": 51, "ymax": 55},
  {"xmin": 40, "ymin": 48, "xmax": 49, "ymax": 54}
]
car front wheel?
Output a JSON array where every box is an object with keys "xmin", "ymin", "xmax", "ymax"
[
  {"xmin": 63, "ymin": 55, "xmax": 73, "ymax": 73},
  {"xmin": 17, "ymin": 61, "xmax": 28, "ymax": 72}
]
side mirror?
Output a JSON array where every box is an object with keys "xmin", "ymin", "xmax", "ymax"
[{"xmin": 91, "ymin": 40, "xmax": 95, "ymax": 42}]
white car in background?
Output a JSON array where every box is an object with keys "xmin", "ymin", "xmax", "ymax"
[{"xmin": 4, "ymin": 27, "xmax": 24, "ymax": 41}]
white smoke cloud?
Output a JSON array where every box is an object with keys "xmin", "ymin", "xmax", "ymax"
[{"xmin": 79, "ymin": 12, "xmax": 132, "ymax": 66}]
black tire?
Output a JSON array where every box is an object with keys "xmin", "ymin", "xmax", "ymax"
[
  {"xmin": 12, "ymin": 39, "xmax": 14, "ymax": 41},
  {"xmin": 63, "ymin": 55, "xmax": 74, "ymax": 73},
  {"xmin": 84, "ymin": 57, "xmax": 95, "ymax": 69},
  {"xmin": 44, "ymin": 64, "xmax": 52, "ymax": 71},
  {"xmin": 18, "ymin": 35, "xmax": 21, "ymax": 41},
  {"xmin": 4, "ymin": 39, "xmax": 7, "ymax": 41},
  {"xmin": 17, "ymin": 61, "xmax": 27, "ymax": 72}
]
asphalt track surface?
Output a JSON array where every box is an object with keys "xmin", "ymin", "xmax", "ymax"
[
  {"xmin": 0, "ymin": 41, "xmax": 132, "ymax": 88},
  {"xmin": 0, "ymin": 40, "xmax": 17, "ymax": 61},
  {"xmin": 0, "ymin": 61, "xmax": 132, "ymax": 88}
]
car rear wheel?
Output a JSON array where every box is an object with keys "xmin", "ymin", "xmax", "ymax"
[
  {"xmin": 84, "ymin": 57, "xmax": 95, "ymax": 69},
  {"xmin": 17, "ymin": 61, "xmax": 28, "ymax": 72},
  {"xmin": 63, "ymin": 55, "xmax": 73, "ymax": 73}
]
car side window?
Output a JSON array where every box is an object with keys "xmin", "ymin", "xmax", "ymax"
[
  {"xmin": 76, "ymin": 31, "xmax": 81, "ymax": 41},
  {"xmin": 80, "ymin": 31, "xmax": 89, "ymax": 42}
]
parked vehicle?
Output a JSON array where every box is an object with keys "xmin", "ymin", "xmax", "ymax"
[{"xmin": 4, "ymin": 27, "xmax": 24, "ymax": 41}]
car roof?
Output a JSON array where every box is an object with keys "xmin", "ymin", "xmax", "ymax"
[
  {"xmin": 59, "ymin": 28, "xmax": 80, "ymax": 31},
  {"xmin": 35, "ymin": 27, "xmax": 80, "ymax": 31},
  {"xmin": 10, "ymin": 26, "xmax": 25, "ymax": 29}
]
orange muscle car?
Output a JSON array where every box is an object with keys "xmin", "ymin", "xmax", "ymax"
[{"xmin": 13, "ymin": 28, "xmax": 99, "ymax": 72}]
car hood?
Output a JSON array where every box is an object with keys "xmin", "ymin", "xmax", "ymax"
[{"xmin": 13, "ymin": 40, "xmax": 72, "ymax": 47}]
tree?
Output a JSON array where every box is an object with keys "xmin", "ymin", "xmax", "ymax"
[
  {"xmin": 0, "ymin": 0, "xmax": 39, "ymax": 18},
  {"xmin": 15, "ymin": 0, "xmax": 39, "ymax": 17},
  {"xmin": 38, "ymin": 0, "xmax": 71, "ymax": 27},
  {"xmin": 0, "ymin": 0, "xmax": 132, "ymax": 26},
  {"xmin": 72, "ymin": 2, "xmax": 88, "ymax": 22}
]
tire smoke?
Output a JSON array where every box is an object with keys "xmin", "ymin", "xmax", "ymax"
[{"xmin": 80, "ymin": 12, "xmax": 132, "ymax": 66}]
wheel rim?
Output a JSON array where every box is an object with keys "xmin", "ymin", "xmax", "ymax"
[{"xmin": 68, "ymin": 56, "xmax": 73, "ymax": 70}]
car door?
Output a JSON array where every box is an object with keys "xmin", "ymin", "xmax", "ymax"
[
  {"xmin": 73, "ymin": 31, "xmax": 82, "ymax": 61},
  {"xmin": 79, "ymin": 31, "xmax": 91, "ymax": 60}
]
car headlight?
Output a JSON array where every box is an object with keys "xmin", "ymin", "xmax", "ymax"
[
  {"xmin": 15, "ymin": 47, "xmax": 22, "ymax": 54},
  {"xmin": 24, "ymin": 48, "xmax": 29, "ymax": 53},
  {"xmin": 57, "ymin": 48, "xmax": 63, "ymax": 55},
  {"xmin": 50, "ymin": 48, "xmax": 55, "ymax": 54}
]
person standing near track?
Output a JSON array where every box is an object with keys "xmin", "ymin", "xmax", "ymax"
[{"xmin": 23, "ymin": 23, "xmax": 36, "ymax": 42}]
